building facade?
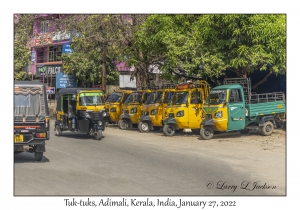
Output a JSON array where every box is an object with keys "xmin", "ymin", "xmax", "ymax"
[{"xmin": 30, "ymin": 14, "xmax": 74, "ymax": 98}]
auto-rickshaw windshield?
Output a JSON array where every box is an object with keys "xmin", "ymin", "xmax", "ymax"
[
  {"xmin": 79, "ymin": 92, "xmax": 104, "ymax": 106},
  {"xmin": 106, "ymin": 92, "xmax": 122, "ymax": 102},
  {"xmin": 205, "ymin": 90, "xmax": 226, "ymax": 105},
  {"xmin": 124, "ymin": 92, "xmax": 142, "ymax": 104},
  {"xmin": 145, "ymin": 91, "xmax": 162, "ymax": 104},
  {"xmin": 170, "ymin": 92, "xmax": 188, "ymax": 105}
]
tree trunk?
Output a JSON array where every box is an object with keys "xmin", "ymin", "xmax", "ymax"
[
  {"xmin": 251, "ymin": 72, "xmax": 273, "ymax": 91},
  {"xmin": 102, "ymin": 48, "xmax": 107, "ymax": 93}
]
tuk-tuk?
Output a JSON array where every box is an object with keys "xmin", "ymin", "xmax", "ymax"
[
  {"xmin": 118, "ymin": 88, "xmax": 152, "ymax": 130},
  {"xmin": 138, "ymin": 84, "xmax": 176, "ymax": 132},
  {"xmin": 163, "ymin": 80, "xmax": 210, "ymax": 136},
  {"xmin": 14, "ymin": 81, "xmax": 50, "ymax": 161},
  {"xmin": 105, "ymin": 89, "xmax": 133, "ymax": 124},
  {"xmin": 54, "ymin": 88, "xmax": 107, "ymax": 140}
]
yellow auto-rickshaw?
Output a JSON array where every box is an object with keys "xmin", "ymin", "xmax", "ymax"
[
  {"xmin": 162, "ymin": 80, "xmax": 210, "ymax": 136},
  {"xmin": 105, "ymin": 89, "xmax": 133, "ymax": 124},
  {"xmin": 138, "ymin": 84, "xmax": 176, "ymax": 132},
  {"xmin": 54, "ymin": 88, "xmax": 107, "ymax": 140},
  {"xmin": 118, "ymin": 88, "xmax": 152, "ymax": 130}
]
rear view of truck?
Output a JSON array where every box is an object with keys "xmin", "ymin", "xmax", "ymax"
[{"xmin": 14, "ymin": 81, "xmax": 50, "ymax": 161}]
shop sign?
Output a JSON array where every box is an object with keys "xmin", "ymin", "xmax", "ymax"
[
  {"xmin": 46, "ymin": 87, "xmax": 55, "ymax": 94},
  {"xmin": 56, "ymin": 72, "xmax": 77, "ymax": 88},
  {"xmin": 52, "ymin": 31, "xmax": 71, "ymax": 42},
  {"xmin": 34, "ymin": 33, "xmax": 52, "ymax": 46},
  {"xmin": 36, "ymin": 65, "xmax": 62, "ymax": 77},
  {"xmin": 62, "ymin": 44, "xmax": 72, "ymax": 54}
]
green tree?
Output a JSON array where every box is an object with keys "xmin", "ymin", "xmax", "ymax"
[
  {"xmin": 60, "ymin": 15, "xmax": 131, "ymax": 91},
  {"xmin": 14, "ymin": 14, "xmax": 35, "ymax": 80},
  {"xmin": 133, "ymin": 14, "xmax": 286, "ymax": 87},
  {"xmin": 194, "ymin": 14, "xmax": 286, "ymax": 89}
]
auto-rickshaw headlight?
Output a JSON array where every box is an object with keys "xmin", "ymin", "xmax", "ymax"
[
  {"xmin": 165, "ymin": 112, "xmax": 168, "ymax": 117},
  {"xmin": 98, "ymin": 121, "xmax": 102, "ymax": 125},
  {"xmin": 176, "ymin": 110, "xmax": 184, "ymax": 117},
  {"xmin": 202, "ymin": 112, "xmax": 205, "ymax": 119},
  {"xmin": 131, "ymin": 107, "xmax": 137, "ymax": 113},
  {"xmin": 144, "ymin": 111, "xmax": 149, "ymax": 115},
  {"xmin": 214, "ymin": 111, "xmax": 223, "ymax": 118},
  {"xmin": 110, "ymin": 107, "xmax": 116, "ymax": 112},
  {"xmin": 151, "ymin": 109, "xmax": 158, "ymax": 115},
  {"xmin": 102, "ymin": 112, "xmax": 107, "ymax": 117},
  {"xmin": 85, "ymin": 112, "xmax": 91, "ymax": 118}
]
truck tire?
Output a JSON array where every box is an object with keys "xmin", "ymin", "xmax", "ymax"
[
  {"xmin": 138, "ymin": 121, "xmax": 149, "ymax": 132},
  {"xmin": 260, "ymin": 121, "xmax": 274, "ymax": 136},
  {"xmin": 163, "ymin": 124, "xmax": 175, "ymax": 136},
  {"xmin": 35, "ymin": 152, "xmax": 43, "ymax": 161},
  {"xmin": 200, "ymin": 126, "xmax": 214, "ymax": 140}
]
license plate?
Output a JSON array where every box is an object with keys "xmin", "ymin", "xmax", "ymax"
[{"xmin": 14, "ymin": 135, "xmax": 24, "ymax": 142}]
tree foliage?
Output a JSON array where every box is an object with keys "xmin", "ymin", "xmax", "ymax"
[
  {"xmin": 14, "ymin": 14, "xmax": 34, "ymax": 80},
  {"xmin": 60, "ymin": 15, "xmax": 131, "ymax": 89},
  {"xmin": 132, "ymin": 14, "xmax": 286, "ymax": 82}
]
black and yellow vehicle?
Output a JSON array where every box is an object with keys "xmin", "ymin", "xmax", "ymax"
[
  {"xmin": 138, "ymin": 84, "xmax": 176, "ymax": 132},
  {"xmin": 105, "ymin": 89, "xmax": 133, "ymax": 124},
  {"xmin": 163, "ymin": 80, "xmax": 210, "ymax": 136},
  {"xmin": 200, "ymin": 78, "xmax": 286, "ymax": 139},
  {"xmin": 54, "ymin": 88, "xmax": 107, "ymax": 140},
  {"xmin": 14, "ymin": 81, "xmax": 50, "ymax": 161},
  {"xmin": 118, "ymin": 88, "xmax": 152, "ymax": 130}
]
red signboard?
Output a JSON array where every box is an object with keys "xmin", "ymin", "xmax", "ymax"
[{"xmin": 34, "ymin": 33, "xmax": 52, "ymax": 46}]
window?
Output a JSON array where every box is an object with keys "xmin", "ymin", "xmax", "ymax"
[
  {"xmin": 40, "ymin": 21, "xmax": 49, "ymax": 33},
  {"xmin": 190, "ymin": 90, "xmax": 202, "ymax": 104},
  {"xmin": 163, "ymin": 92, "xmax": 174, "ymax": 103},
  {"xmin": 229, "ymin": 89, "xmax": 242, "ymax": 103},
  {"xmin": 36, "ymin": 48, "xmax": 46, "ymax": 63},
  {"xmin": 48, "ymin": 46, "xmax": 62, "ymax": 62},
  {"xmin": 14, "ymin": 95, "xmax": 30, "ymax": 107}
]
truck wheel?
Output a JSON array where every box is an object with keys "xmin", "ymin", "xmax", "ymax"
[
  {"xmin": 138, "ymin": 121, "xmax": 149, "ymax": 132},
  {"xmin": 240, "ymin": 129, "xmax": 250, "ymax": 134},
  {"xmin": 260, "ymin": 121, "xmax": 274, "ymax": 136},
  {"xmin": 200, "ymin": 126, "xmax": 214, "ymax": 140},
  {"xmin": 55, "ymin": 124, "xmax": 62, "ymax": 136},
  {"xmin": 163, "ymin": 124, "xmax": 175, "ymax": 136},
  {"xmin": 95, "ymin": 130, "xmax": 102, "ymax": 140},
  {"xmin": 34, "ymin": 152, "xmax": 43, "ymax": 161},
  {"xmin": 118, "ymin": 119, "xmax": 129, "ymax": 130}
]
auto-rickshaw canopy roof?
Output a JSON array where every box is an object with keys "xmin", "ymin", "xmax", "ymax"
[{"xmin": 56, "ymin": 88, "xmax": 104, "ymax": 97}]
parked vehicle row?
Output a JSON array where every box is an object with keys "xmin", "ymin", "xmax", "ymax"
[
  {"xmin": 14, "ymin": 78, "xmax": 286, "ymax": 161},
  {"xmin": 105, "ymin": 78, "xmax": 286, "ymax": 140}
]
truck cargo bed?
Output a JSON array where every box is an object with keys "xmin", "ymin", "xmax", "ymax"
[{"xmin": 246, "ymin": 92, "xmax": 286, "ymax": 117}]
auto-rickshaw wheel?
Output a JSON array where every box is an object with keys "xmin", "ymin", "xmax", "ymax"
[
  {"xmin": 200, "ymin": 126, "xmax": 214, "ymax": 140},
  {"xmin": 138, "ymin": 121, "xmax": 149, "ymax": 132},
  {"xmin": 95, "ymin": 130, "xmax": 102, "ymax": 140},
  {"xmin": 55, "ymin": 124, "xmax": 62, "ymax": 136},
  {"xmin": 118, "ymin": 119, "xmax": 129, "ymax": 130},
  {"xmin": 163, "ymin": 124, "xmax": 175, "ymax": 136},
  {"xmin": 34, "ymin": 152, "xmax": 43, "ymax": 161}
]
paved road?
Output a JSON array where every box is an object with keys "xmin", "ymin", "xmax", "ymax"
[{"xmin": 14, "ymin": 122, "xmax": 285, "ymax": 196}]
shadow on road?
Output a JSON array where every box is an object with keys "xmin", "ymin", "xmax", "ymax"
[
  {"xmin": 54, "ymin": 131, "xmax": 106, "ymax": 141},
  {"xmin": 14, "ymin": 152, "xmax": 49, "ymax": 163}
]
